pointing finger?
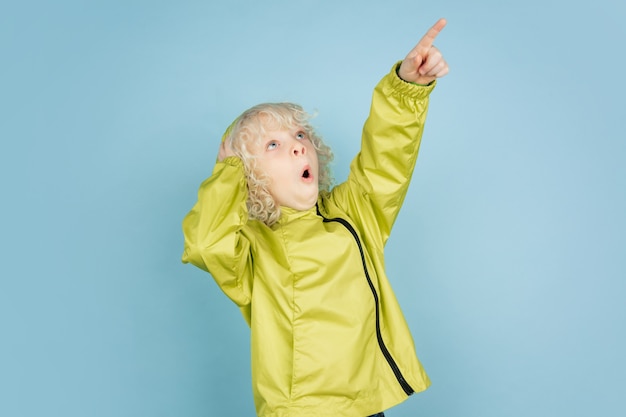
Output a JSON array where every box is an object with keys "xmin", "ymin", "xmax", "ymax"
[{"xmin": 417, "ymin": 18, "xmax": 447, "ymax": 51}]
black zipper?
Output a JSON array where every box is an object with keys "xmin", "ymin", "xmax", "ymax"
[{"xmin": 316, "ymin": 206, "xmax": 414, "ymax": 396}]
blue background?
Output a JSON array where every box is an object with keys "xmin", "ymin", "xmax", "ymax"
[{"xmin": 2, "ymin": 1, "xmax": 625, "ymax": 416}]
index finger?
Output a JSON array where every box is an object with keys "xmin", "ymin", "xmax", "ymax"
[{"xmin": 417, "ymin": 18, "xmax": 447, "ymax": 50}]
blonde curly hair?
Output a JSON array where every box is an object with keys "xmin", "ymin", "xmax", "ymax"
[{"xmin": 222, "ymin": 103, "xmax": 334, "ymax": 226}]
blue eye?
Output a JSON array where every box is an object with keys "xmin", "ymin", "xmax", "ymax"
[
  {"xmin": 296, "ymin": 132, "xmax": 306, "ymax": 140},
  {"xmin": 267, "ymin": 141, "xmax": 278, "ymax": 150}
]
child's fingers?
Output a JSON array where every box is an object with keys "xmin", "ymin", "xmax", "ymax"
[
  {"xmin": 218, "ymin": 140, "xmax": 232, "ymax": 161},
  {"xmin": 418, "ymin": 48, "xmax": 443, "ymax": 75},
  {"xmin": 420, "ymin": 58, "xmax": 448, "ymax": 77},
  {"xmin": 404, "ymin": 19, "xmax": 446, "ymax": 62},
  {"xmin": 399, "ymin": 19, "xmax": 448, "ymax": 83},
  {"xmin": 430, "ymin": 61, "xmax": 447, "ymax": 76},
  {"xmin": 435, "ymin": 66, "xmax": 450, "ymax": 78},
  {"xmin": 416, "ymin": 18, "xmax": 447, "ymax": 53},
  {"xmin": 401, "ymin": 49, "xmax": 422, "ymax": 70}
]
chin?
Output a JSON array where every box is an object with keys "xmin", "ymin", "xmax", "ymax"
[
  {"xmin": 292, "ymin": 201, "xmax": 316, "ymax": 211},
  {"xmin": 291, "ymin": 195, "xmax": 318, "ymax": 211}
]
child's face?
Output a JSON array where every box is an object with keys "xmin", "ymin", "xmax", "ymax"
[{"xmin": 253, "ymin": 125, "xmax": 319, "ymax": 211}]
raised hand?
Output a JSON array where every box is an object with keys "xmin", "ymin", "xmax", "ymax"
[
  {"xmin": 398, "ymin": 18, "xmax": 449, "ymax": 85},
  {"xmin": 218, "ymin": 137, "xmax": 236, "ymax": 161}
]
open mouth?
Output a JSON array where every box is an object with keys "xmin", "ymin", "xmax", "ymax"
[{"xmin": 300, "ymin": 166, "xmax": 314, "ymax": 182}]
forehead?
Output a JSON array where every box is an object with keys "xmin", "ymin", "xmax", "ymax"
[
  {"xmin": 247, "ymin": 115, "xmax": 305, "ymax": 144},
  {"xmin": 255, "ymin": 112, "xmax": 295, "ymax": 131},
  {"xmin": 251, "ymin": 124, "xmax": 293, "ymax": 151}
]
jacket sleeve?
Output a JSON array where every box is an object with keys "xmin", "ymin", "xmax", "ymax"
[
  {"xmin": 181, "ymin": 156, "xmax": 253, "ymax": 307},
  {"xmin": 330, "ymin": 62, "xmax": 435, "ymax": 244}
]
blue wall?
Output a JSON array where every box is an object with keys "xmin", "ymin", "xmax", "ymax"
[{"xmin": 2, "ymin": 1, "xmax": 625, "ymax": 416}]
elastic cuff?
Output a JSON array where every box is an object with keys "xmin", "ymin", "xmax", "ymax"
[{"xmin": 388, "ymin": 61, "xmax": 436, "ymax": 98}]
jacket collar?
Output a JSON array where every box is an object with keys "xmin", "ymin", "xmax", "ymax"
[{"xmin": 276, "ymin": 206, "xmax": 318, "ymax": 226}]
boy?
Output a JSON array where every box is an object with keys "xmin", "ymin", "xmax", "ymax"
[{"xmin": 182, "ymin": 19, "xmax": 449, "ymax": 417}]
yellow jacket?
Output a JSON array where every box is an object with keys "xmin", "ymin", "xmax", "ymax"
[{"xmin": 182, "ymin": 63, "xmax": 435, "ymax": 416}]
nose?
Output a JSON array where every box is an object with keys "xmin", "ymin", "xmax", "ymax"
[{"xmin": 292, "ymin": 142, "xmax": 306, "ymax": 157}]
